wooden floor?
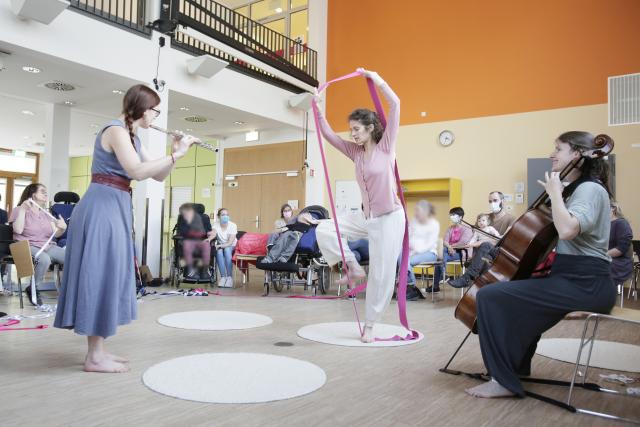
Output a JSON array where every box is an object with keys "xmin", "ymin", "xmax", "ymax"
[{"xmin": 1, "ymin": 272, "xmax": 639, "ymax": 427}]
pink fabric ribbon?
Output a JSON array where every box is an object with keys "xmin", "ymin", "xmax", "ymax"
[
  {"xmin": 0, "ymin": 319, "xmax": 49, "ymax": 331},
  {"xmin": 311, "ymin": 70, "xmax": 418, "ymax": 342}
]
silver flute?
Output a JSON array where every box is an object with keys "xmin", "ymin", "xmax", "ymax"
[{"xmin": 149, "ymin": 125, "xmax": 218, "ymax": 153}]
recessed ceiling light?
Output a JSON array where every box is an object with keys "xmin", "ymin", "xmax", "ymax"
[
  {"xmin": 21, "ymin": 110, "xmax": 35, "ymax": 116},
  {"xmin": 186, "ymin": 128, "xmax": 193, "ymax": 132},
  {"xmin": 275, "ymin": 7, "xmax": 283, "ymax": 13},
  {"xmin": 90, "ymin": 124, "xmax": 99, "ymax": 128},
  {"xmin": 179, "ymin": 106, "xmax": 190, "ymax": 111},
  {"xmin": 22, "ymin": 65, "xmax": 41, "ymax": 73},
  {"xmin": 234, "ymin": 121, "xmax": 245, "ymax": 125},
  {"xmin": 23, "ymin": 136, "xmax": 30, "ymax": 140},
  {"xmin": 112, "ymin": 89, "xmax": 124, "ymax": 95},
  {"xmin": 184, "ymin": 115, "xmax": 207, "ymax": 123},
  {"xmin": 64, "ymin": 100, "xmax": 75, "ymax": 106}
]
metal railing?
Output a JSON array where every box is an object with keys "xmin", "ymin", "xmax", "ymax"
[
  {"xmin": 69, "ymin": 0, "xmax": 151, "ymax": 36},
  {"xmin": 164, "ymin": 0, "xmax": 318, "ymax": 89}
]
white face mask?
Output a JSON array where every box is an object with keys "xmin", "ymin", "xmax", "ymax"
[
  {"xmin": 489, "ymin": 201, "xmax": 502, "ymax": 213},
  {"xmin": 449, "ymin": 214, "xmax": 462, "ymax": 224}
]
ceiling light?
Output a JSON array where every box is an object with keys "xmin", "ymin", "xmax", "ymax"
[
  {"xmin": 112, "ymin": 89, "xmax": 124, "ymax": 95},
  {"xmin": 21, "ymin": 110, "xmax": 35, "ymax": 116},
  {"xmin": 186, "ymin": 128, "xmax": 193, "ymax": 132},
  {"xmin": 275, "ymin": 7, "xmax": 283, "ymax": 13},
  {"xmin": 234, "ymin": 121, "xmax": 245, "ymax": 125},
  {"xmin": 43, "ymin": 81, "xmax": 75, "ymax": 91},
  {"xmin": 23, "ymin": 136, "xmax": 30, "ymax": 140},
  {"xmin": 245, "ymin": 130, "xmax": 259, "ymax": 142},
  {"xmin": 64, "ymin": 100, "xmax": 75, "ymax": 106},
  {"xmin": 22, "ymin": 65, "xmax": 41, "ymax": 73},
  {"xmin": 179, "ymin": 106, "xmax": 190, "ymax": 111},
  {"xmin": 90, "ymin": 124, "xmax": 99, "ymax": 128},
  {"xmin": 184, "ymin": 115, "xmax": 208, "ymax": 123}
]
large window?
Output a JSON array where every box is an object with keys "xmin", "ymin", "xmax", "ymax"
[{"xmin": 233, "ymin": 0, "xmax": 308, "ymax": 43}]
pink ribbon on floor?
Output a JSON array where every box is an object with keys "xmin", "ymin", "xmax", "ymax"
[
  {"xmin": 310, "ymin": 69, "xmax": 418, "ymax": 342},
  {"xmin": 0, "ymin": 319, "xmax": 49, "ymax": 331}
]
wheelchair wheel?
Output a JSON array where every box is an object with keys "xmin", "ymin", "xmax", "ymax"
[
  {"xmin": 273, "ymin": 273, "xmax": 284, "ymax": 292},
  {"xmin": 317, "ymin": 266, "xmax": 331, "ymax": 295}
]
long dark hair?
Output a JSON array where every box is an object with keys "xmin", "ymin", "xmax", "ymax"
[
  {"xmin": 557, "ymin": 131, "xmax": 611, "ymax": 194},
  {"xmin": 122, "ymin": 85, "xmax": 160, "ymax": 150},
  {"xmin": 19, "ymin": 183, "xmax": 44, "ymax": 206},
  {"xmin": 348, "ymin": 108, "xmax": 384, "ymax": 143}
]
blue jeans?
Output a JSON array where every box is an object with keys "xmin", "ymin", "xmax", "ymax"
[
  {"xmin": 400, "ymin": 251, "xmax": 438, "ymax": 285},
  {"xmin": 216, "ymin": 246, "xmax": 235, "ymax": 277},
  {"xmin": 433, "ymin": 251, "xmax": 462, "ymax": 287}
]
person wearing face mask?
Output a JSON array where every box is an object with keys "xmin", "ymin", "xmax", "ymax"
[
  {"xmin": 448, "ymin": 191, "xmax": 516, "ymax": 289},
  {"xmin": 465, "ymin": 131, "xmax": 615, "ymax": 399},
  {"xmin": 10, "ymin": 183, "xmax": 67, "ymax": 305},
  {"xmin": 314, "ymin": 69, "xmax": 405, "ymax": 343},
  {"xmin": 488, "ymin": 191, "xmax": 516, "ymax": 235},
  {"xmin": 55, "ymin": 84, "xmax": 197, "ymax": 373},
  {"xmin": 213, "ymin": 207, "xmax": 237, "ymax": 287},
  {"xmin": 429, "ymin": 207, "xmax": 473, "ymax": 293},
  {"xmin": 263, "ymin": 204, "xmax": 319, "ymax": 264}
]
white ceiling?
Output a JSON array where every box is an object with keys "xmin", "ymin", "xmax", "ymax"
[{"xmin": 0, "ymin": 42, "xmax": 294, "ymax": 157}]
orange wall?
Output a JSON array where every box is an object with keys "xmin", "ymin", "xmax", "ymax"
[{"xmin": 326, "ymin": 0, "xmax": 640, "ymax": 127}]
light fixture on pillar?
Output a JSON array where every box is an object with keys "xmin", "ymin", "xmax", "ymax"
[
  {"xmin": 11, "ymin": 0, "xmax": 69, "ymax": 24},
  {"xmin": 288, "ymin": 92, "xmax": 314, "ymax": 111},
  {"xmin": 245, "ymin": 131, "xmax": 259, "ymax": 142},
  {"xmin": 186, "ymin": 55, "xmax": 227, "ymax": 79}
]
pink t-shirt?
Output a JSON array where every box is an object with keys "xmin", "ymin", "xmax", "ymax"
[
  {"xmin": 9, "ymin": 206, "xmax": 54, "ymax": 248},
  {"xmin": 319, "ymin": 82, "xmax": 402, "ymax": 218}
]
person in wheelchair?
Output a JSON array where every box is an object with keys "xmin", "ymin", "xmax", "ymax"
[
  {"xmin": 176, "ymin": 203, "xmax": 215, "ymax": 281},
  {"xmin": 262, "ymin": 209, "xmax": 319, "ymax": 264}
]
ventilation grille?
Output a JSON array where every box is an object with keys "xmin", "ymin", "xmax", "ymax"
[
  {"xmin": 608, "ymin": 73, "xmax": 640, "ymax": 126},
  {"xmin": 41, "ymin": 81, "xmax": 76, "ymax": 91},
  {"xmin": 184, "ymin": 115, "xmax": 208, "ymax": 123}
]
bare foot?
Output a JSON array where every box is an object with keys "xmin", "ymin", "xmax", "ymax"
[
  {"xmin": 105, "ymin": 353, "xmax": 129, "ymax": 363},
  {"xmin": 336, "ymin": 263, "xmax": 366, "ymax": 286},
  {"xmin": 361, "ymin": 325, "xmax": 374, "ymax": 343},
  {"xmin": 84, "ymin": 357, "xmax": 130, "ymax": 373},
  {"xmin": 465, "ymin": 380, "xmax": 515, "ymax": 398}
]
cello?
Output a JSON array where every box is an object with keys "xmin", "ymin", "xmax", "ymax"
[{"xmin": 454, "ymin": 134, "xmax": 615, "ymax": 333}]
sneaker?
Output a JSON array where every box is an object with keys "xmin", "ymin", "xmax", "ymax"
[
  {"xmin": 448, "ymin": 276, "xmax": 470, "ymax": 289},
  {"xmin": 424, "ymin": 285, "xmax": 440, "ymax": 293},
  {"xmin": 225, "ymin": 277, "xmax": 234, "ymax": 288},
  {"xmin": 25, "ymin": 285, "xmax": 42, "ymax": 306},
  {"xmin": 186, "ymin": 268, "xmax": 199, "ymax": 281},
  {"xmin": 200, "ymin": 270, "xmax": 212, "ymax": 281}
]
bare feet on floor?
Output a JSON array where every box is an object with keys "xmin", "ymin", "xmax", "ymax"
[
  {"xmin": 84, "ymin": 356, "xmax": 130, "ymax": 373},
  {"xmin": 361, "ymin": 325, "xmax": 374, "ymax": 343},
  {"xmin": 465, "ymin": 380, "xmax": 515, "ymax": 398},
  {"xmin": 105, "ymin": 353, "xmax": 129, "ymax": 363}
]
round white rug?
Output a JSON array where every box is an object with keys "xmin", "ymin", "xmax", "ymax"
[
  {"xmin": 536, "ymin": 338, "xmax": 640, "ymax": 372},
  {"xmin": 297, "ymin": 322, "xmax": 423, "ymax": 347},
  {"xmin": 142, "ymin": 353, "xmax": 326, "ymax": 403},
  {"xmin": 157, "ymin": 311, "xmax": 272, "ymax": 331}
]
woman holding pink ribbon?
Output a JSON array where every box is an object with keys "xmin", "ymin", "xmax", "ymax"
[{"xmin": 315, "ymin": 69, "xmax": 405, "ymax": 343}]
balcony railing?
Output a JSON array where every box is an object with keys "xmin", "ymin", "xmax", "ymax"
[
  {"xmin": 69, "ymin": 0, "xmax": 151, "ymax": 36},
  {"xmin": 164, "ymin": 0, "xmax": 318, "ymax": 90}
]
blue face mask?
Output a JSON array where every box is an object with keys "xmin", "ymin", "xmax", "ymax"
[{"xmin": 220, "ymin": 215, "xmax": 230, "ymax": 224}]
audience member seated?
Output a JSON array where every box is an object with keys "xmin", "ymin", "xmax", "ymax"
[
  {"xmin": 348, "ymin": 239, "xmax": 369, "ymax": 263},
  {"xmin": 268, "ymin": 203, "xmax": 296, "ymax": 247},
  {"xmin": 608, "ymin": 201, "xmax": 634, "ymax": 294},
  {"xmin": 213, "ymin": 207, "xmax": 237, "ymax": 288},
  {"xmin": 263, "ymin": 210, "xmax": 318, "ymax": 264},
  {"xmin": 448, "ymin": 190, "xmax": 516, "ymax": 289},
  {"xmin": 9, "ymin": 183, "xmax": 67, "ymax": 305},
  {"xmin": 0, "ymin": 194, "xmax": 7, "ymax": 225},
  {"xmin": 467, "ymin": 213, "xmax": 500, "ymax": 248},
  {"xmin": 177, "ymin": 203, "xmax": 215, "ymax": 281},
  {"xmin": 401, "ymin": 200, "xmax": 439, "ymax": 300},
  {"xmin": 429, "ymin": 207, "xmax": 472, "ymax": 293}
]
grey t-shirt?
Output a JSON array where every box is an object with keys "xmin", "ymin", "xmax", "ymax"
[{"xmin": 556, "ymin": 181, "xmax": 611, "ymax": 261}]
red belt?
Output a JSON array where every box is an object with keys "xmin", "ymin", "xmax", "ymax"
[{"xmin": 91, "ymin": 173, "xmax": 132, "ymax": 193}]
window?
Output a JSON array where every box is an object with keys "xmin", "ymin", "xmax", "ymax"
[{"xmin": 290, "ymin": 9, "xmax": 307, "ymax": 44}]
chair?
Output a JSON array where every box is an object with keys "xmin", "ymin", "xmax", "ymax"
[
  {"xmin": 558, "ymin": 306, "xmax": 640, "ymax": 424},
  {"xmin": 50, "ymin": 191, "xmax": 79, "ymax": 248},
  {"xmin": 9, "ymin": 240, "xmax": 35, "ymax": 309}
]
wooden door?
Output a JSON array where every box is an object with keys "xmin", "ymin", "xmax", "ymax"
[{"xmin": 222, "ymin": 175, "xmax": 263, "ymax": 232}]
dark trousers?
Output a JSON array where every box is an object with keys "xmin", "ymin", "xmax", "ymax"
[{"xmin": 476, "ymin": 254, "xmax": 616, "ymax": 396}]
